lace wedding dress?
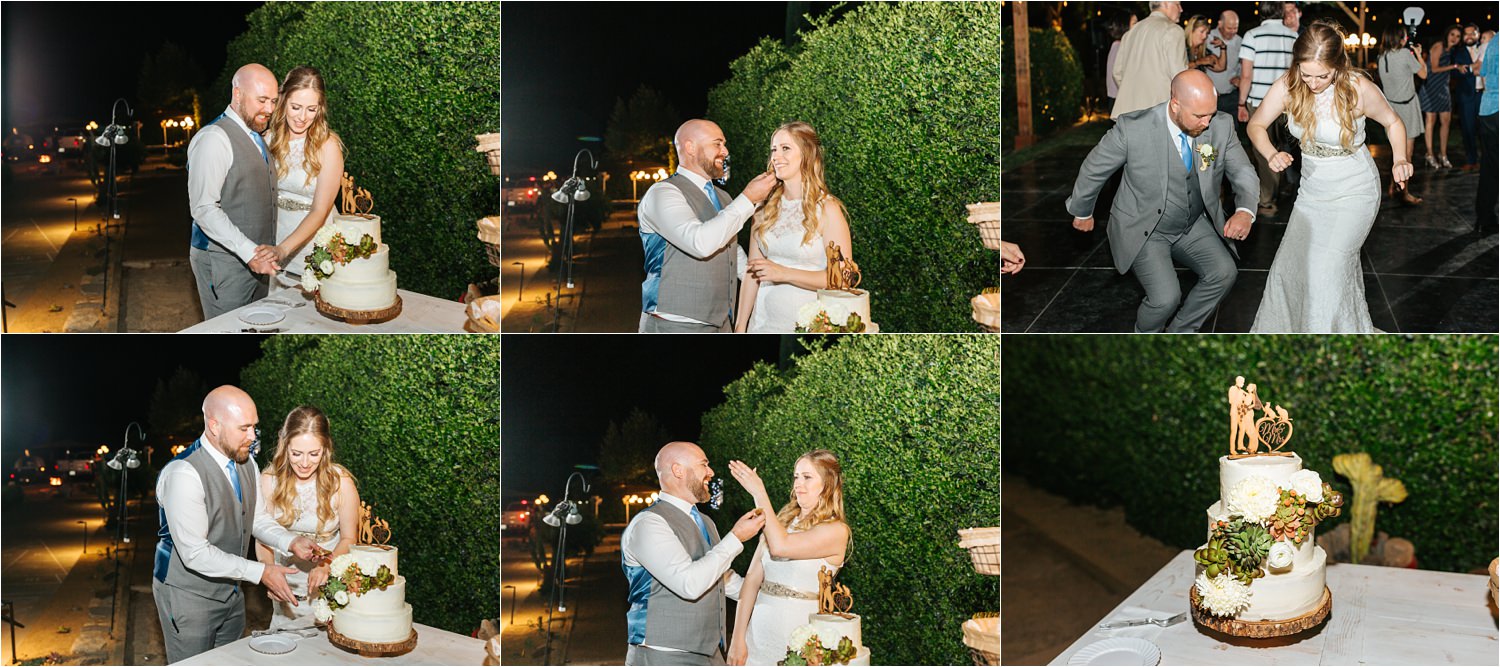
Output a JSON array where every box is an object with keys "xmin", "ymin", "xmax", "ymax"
[
  {"xmin": 271, "ymin": 137, "xmax": 332, "ymax": 292},
  {"xmin": 745, "ymin": 522, "xmax": 840, "ymax": 665},
  {"xmin": 748, "ymin": 199, "xmax": 825, "ymax": 332},
  {"xmin": 1251, "ymin": 84, "xmax": 1380, "ymax": 333},
  {"xmin": 266, "ymin": 477, "xmax": 343, "ymax": 630}
]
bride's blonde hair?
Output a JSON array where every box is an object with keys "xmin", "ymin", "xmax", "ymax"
[
  {"xmin": 266, "ymin": 66, "xmax": 344, "ymax": 186},
  {"xmin": 1283, "ymin": 20, "xmax": 1368, "ymax": 152},
  {"xmin": 267, "ymin": 406, "xmax": 354, "ymax": 530},
  {"xmin": 751, "ymin": 121, "xmax": 846, "ymax": 252}
]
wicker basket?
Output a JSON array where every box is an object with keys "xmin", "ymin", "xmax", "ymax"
[
  {"xmin": 963, "ymin": 613, "xmax": 999, "ymax": 666},
  {"xmin": 465, "ymin": 294, "xmax": 502, "ymax": 333},
  {"xmin": 971, "ymin": 292, "xmax": 999, "ymax": 333},
  {"xmin": 475, "ymin": 133, "xmax": 501, "ymax": 177},
  {"xmin": 478, "ymin": 216, "xmax": 501, "ymax": 268},
  {"xmin": 958, "ymin": 527, "xmax": 1000, "ymax": 576},
  {"xmin": 966, "ymin": 202, "xmax": 1001, "ymax": 251}
]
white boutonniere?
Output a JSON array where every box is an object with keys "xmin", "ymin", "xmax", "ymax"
[{"xmin": 1198, "ymin": 144, "xmax": 1217, "ymax": 172}]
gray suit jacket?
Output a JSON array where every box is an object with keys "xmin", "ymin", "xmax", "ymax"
[{"xmin": 1066, "ymin": 103, "xmax": 1259, "ymax": 274}]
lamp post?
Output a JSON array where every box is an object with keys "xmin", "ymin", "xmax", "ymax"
[
  {"xmin": 159, "ymin": 119, "xmax": 175, "ymax": 155},
  {"xmin": 76, "ymin": 520, "xmax": 88, "ymax": 555},
  {"xmin": 106, "ymin": 422, "xmax": 144, "ymax": 636},
  {"xmin": 542, "ymin": 472, "xmax": 590, "ymax": 665},
  {"xmin": 511, "ymin": 261, "xmax": 524, "ymax": 301},
  {"xmin": 66, "ymin": 197, "xmax": 77, "ymax": 231}
]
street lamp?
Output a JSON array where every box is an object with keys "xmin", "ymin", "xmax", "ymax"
[
  {"xmin": 66, "ymin": 197, "xmax": 78, "ymax": 231},
  {"xmin": 76, "ymin": 520, "xmax": 88, "ymax": 555},
  {"xmin": 159, "ymin": 119, "xmax": 176, "ymax": 155},
  {"xmin": 542, "ymin": 471, "xmax": 591, "ymax": 665},
  {"xmin": 511, "ymin": 261, "xmax": 524, "ymax": 301},
  {"xmin": 96, "ymin": 99, "xmax": 133, "ymax": 222}
]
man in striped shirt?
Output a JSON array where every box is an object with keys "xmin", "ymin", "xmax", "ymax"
[{"xmin": 1237, "ymin": 2, "xmax": 1300, "ymax": 216}]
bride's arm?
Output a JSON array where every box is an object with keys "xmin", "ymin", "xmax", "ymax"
[
  {"xmin": 1246, "ymin": 79, "xmax": 1293, "ymax": 172},
  {"xmin": 332, "ymin": 469, "xmax": 360, "ymax": 559},
  {"xmin": 728, "ymin": 541, "xmax": 766, "ymax": 666},
  {"xmin": 745, "ymin": 200, "xmax": 853, "ymax": 292},
  {"xmin": 274, "ymin": 136, "xmax": 345, "ymax": 264},
  {"xmin": 728, "ymin": 460, "xmax": 851, "ymax": 562},
  {"xmin": 1355, "ymin": 75, "xmax": 1412, "ymax": 184},
  {"xmin": 734, "ymin": 239, "xmax": 765, "ymax": 332},
  {"xmin": 253, "ymin": 473, "xmax": 278, "ymax": 566}
]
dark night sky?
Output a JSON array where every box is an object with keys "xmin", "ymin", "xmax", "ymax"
[
  {"xmin": 500, "ymin": 335, "xmax": 792, "ymax": 499},
  {"xmin": 1, "ymin": 1, "xmax": 258, "ymax": 130},
  {"xmin": 1, "ymin": 335, "xmax": 266, "ymax": 463},
  {"xmin": 501, "ymin": 1, "xmax": 846, "ymax": 173}
]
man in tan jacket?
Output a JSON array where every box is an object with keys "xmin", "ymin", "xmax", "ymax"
[{"xmin": 1111, "ymin": 1, "xmax": 1189, "ymax": 117}]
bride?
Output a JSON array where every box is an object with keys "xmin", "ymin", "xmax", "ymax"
[
  {"xmin": 726, "ymin": 451, "xmax": 851, "ymax": 665},
  {"xmin": 255, "ymin": 406, "xmax": 361, "ymax": 629},
  {"xmin": 264, "ymin": 66, "xmax": 344, "ymax": 292},
  {"xmin": 734, "ymin": 122, "xmax": 853, "ymax": 332},
  {"xmin": 1248, "ymin": 21, "xmax": 1412, "ymax": 332}
]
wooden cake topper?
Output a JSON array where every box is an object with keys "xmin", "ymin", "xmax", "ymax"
[
  {"xmin": 824, "ymin": 243, "xmax": 863, "ymax": 294},
  {"xmin": 340, "ymin": 172, "xmax": 375, "ymax": 218},
  {"xmin": 1227, "ymin": 376, "xmax": 1295, "ymax": 458},
  {"xmin": 818, "ymin": 566, "xmax": 855, "ymax": 619},
  {"xmin": 358, "ymin": 501, "xmax": 392, "ymax": 546}
]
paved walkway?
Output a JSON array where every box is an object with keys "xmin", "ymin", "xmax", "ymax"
[
  {"xmin": 1001, "ymin": 121, "xmax": 1498, "ymax": 332},
  {"xmin": 500, "ymin": 530, "xmax": 631, "ymax": 665},
  {"xmin": 501, "ymin": 209, "xmax": 646, "ymax": 333}
]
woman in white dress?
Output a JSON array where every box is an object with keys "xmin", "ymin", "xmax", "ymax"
[
  {"xmin": 733, "ymin": 122, "xmax": 853, "ymax": 332},
  {"xmin": 254, "ymin": 406, "xmax": 361, "ymax": 629},
  {"xmin": 1248, "ymin": 21, "xmax": 1413, "ymax": 333},
  {"xmin": 726, "ymin": 451, "xmax": 851, "ymax": 666},
  {"xmin": 265, "ymin": 66, "xmax": 344, "ymax": 291}
]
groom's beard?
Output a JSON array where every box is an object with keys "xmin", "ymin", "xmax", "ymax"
[
  {"xmin": 690, "ymin": 473, "xmax": 712, "ymax": 502},
  {"xmin": 234, "ymin": 103, "xmax": 271, "ymax": 133},
  {"xmin": 702, "ymin": 155, "xmax": 725, "ymax": 180}
]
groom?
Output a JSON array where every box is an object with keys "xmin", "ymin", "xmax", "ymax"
[
  {"xmin": 637, "ymin": 119, "xmax": 777, "ymax": 333},
  {"xmin": 153, "ymin": 385, "xmax": 317, "ymax": 663},
  {"xmin": 621, "ymin": 441, "xmax": 766, "ymax": 665},
  {"xmin": 1067, "ymin": 69, "xmax": 1260, "ymax": 333},
  {"xmin": 187, "ymin": 63, "xmax": 283, "ymax": 320}
]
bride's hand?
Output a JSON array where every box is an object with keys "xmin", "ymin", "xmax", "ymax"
[
  {"xmin": 728, "ymin": 638, "xmax": 748, "ymax": 665},
  {"xmin": 746, "ymin": 258, "xmax": 787, "ymax": 284},
  {"xmin": 728, "ymin": 460, "xmax": 768, "ymax": 500},
  {"xmin": 1391, "ymin": 160, "xmax": 1413, "ymax": 188},
  {"xmin": 1266, "ymin": 151, "xmax": 1295, "ymax": 173},
  {"xmin": 307, "ymin": 564, "xmax": 330, "ymax": 593}
]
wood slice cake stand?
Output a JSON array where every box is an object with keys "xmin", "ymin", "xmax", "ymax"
[
  {"xmin": 1189, "ymin": 585, "xmax": 1332, "ymax": 638},
  {"xmin": 327, "ymin": 625, "xmax": 418, "ymax": 657},
  {"xmin": 315, "ymin": 295, "xmax": 403, "ymax": 325}
]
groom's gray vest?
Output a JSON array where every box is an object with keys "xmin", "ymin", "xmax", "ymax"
[
  {"xmin": 154, "ymin": 440, "xmax": 258, "ymax": 602},
  {"xmin": 189, "ymin": 114, "xmax": 275, "ymax": 253},
  {"xmin": 622, "ymin": 501, "xmax": 726, "ymax": 656},
  {"xmin": 1158, "ymin": 152, "xmax": 1208, "ymax": 238},
  {"xmin": 655, "ymin": 174, "xmax": 737, "ymax": 327}
]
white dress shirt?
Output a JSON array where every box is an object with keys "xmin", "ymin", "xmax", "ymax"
[
  {"xmin": 621, "ymin": 491, "xmax": 744, "ymax": 652},
  {"xmin": 156, "ymin": 439, "xmax": 296, "ymax": 585},
  {"xmin": 187, "ymin": 106, "xmax": 268, "ymax": 263},
  {"xmin": 638, "ymin": 168, "xmax": 756, "ymax": 324}
]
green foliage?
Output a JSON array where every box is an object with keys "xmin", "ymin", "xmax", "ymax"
[
  {"xmin": 1000, "ymin": 28, "xmax": 1085, "ymax": 140},
  {"xmin": 241, "ymin": 335, "xmax": 500, "ymax": 635},
  {"xmin": 215, "ymin": 2, "xmax": 499, "ymax": 299},
  {"xmin": 598, "ymin": 408, "xmax": 671, "ymax": 488},
  {"xmin": 701, "ymin": 335, "xmax": 999, "ymax": 665},
  {"xmin": 149, "ymin": 367, "xmax": 206, "ymax": 447},
  {"xmin": 708, "ymin": 2, "xmax": 1001, "ymax": 332},
  {"xmin": 137, "ymin": 42, "xmax": 204, "ymax": 116},
  {"xmin": 604, "ymin": 85, "xmax": 679, "ymax": 169},
  {"xmin": 1002, "ymin": 335, "xmax": 1499, "ymax": 574}
]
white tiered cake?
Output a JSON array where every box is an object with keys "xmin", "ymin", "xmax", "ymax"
[
  {"xmin": 779, "ymin": 568, "xmax": 872, "ymax": 666},
  {"xmin": 803, "ymin": 613, "xmax": 871, "ymax": 666},
  {"xmin": 330, "ymin": 544, "xmax": 413, "ymax": 644},
  {"xmin": 317, "ymin": 214, "xmax": 398, "ymax": 311}
]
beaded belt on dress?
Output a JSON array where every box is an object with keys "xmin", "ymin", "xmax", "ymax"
[
  {"xmin": 294, "ymin": 529, "xmax": 336, "ymax": 542},
  {"xmin": 1299, "ymin": 140, "xmax": 1355, "ymax": 158},
  {"xmin": 761, "ymin": 581, "xmax": 817, "ymax": 600},
  {"xmin": 277, "ymin": 197, "xmax": 312, "ymax": 212}
]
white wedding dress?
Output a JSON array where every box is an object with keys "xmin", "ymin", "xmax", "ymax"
[
  {"xmin": 748, "ymin": 199, "xmax": 825, "ymax": 332},
  {"xmin": 271, "ymin": 137, "xmax": 331, "ymax": 292},
  {"xmin": 266, "ymin": 477, "xmax": 343, "ymax": 630},
  {"xmin": 745, "ymin": 522, "xmax": 839, "ymax": 665},
  {"xmin": 1250, "ymin": 85, "xmax": 1380, "ymax": 333}
]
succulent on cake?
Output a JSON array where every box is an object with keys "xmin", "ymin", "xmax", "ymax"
[
  {"xmin": 777, "ymin": 626, "xmax": 857, "ymax": 666},
  {"xmin": 302, "ymin": 228, "xmax": 378, "ymax": 290},
  {"xmin": 313, "ymin": 556, "xmax": 397, "ymax": 617},
  {"xmin": 1193, "ymin": 536, "xmax": 1232, "ymax": 578},
  {"xmin": 795, "ymin": 301, "xmax": 866, "ymax": 334},
  {"xmin": 1223, "ymin": 520, "xmax": 1272, "ymax": 582},
  {"xmin": 1269, "ymin": 489, "xmax": 1308, "ymax": 543},
  {"xmin": 1195, "ymin": 571, "xmax": 1253, "ymax": 617}
]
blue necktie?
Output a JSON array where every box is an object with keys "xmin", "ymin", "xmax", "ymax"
[
  {"xmin": 688, "ymin": 506, "xmax": 713, "ymax": 547},
  {"xmin": 250, "ymin": 130, "xmax": 269, "ymax": 164},
  {"xmin": 1180, "ymin": 133, "xmax": 1193, "ymax": 173},
  {"xmin": 703, "ymin": 182, "xmax": 723, "ymax": 212},
  {"xmin": 227, "ymin": 460, "xmax": 243, "ymax": 503}
]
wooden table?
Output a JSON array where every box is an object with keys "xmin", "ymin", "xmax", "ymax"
[
  {"xmin": 179, "ymin": 288, "xmax": 468, "ymax": 333},
  {"xmin": 1051, "ymin": 550, "xmax": 1499, "ymax": 665},
  {"xmin": 177, "ymin": 622, "xmax": 484, "ymax": 665}
]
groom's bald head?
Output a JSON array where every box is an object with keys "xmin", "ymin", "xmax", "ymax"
[
  {"xmin": 1168, "ymin": 70, "xmax": 1218, "ymax": 137},
  {"xmin": 202, "ymin": 385, "xmax": 259, "ymax": 463},
  {"xmin": 654, "ymin": 441, "xmax": 713, "ymax": 502},
  {"xmin": 230, "ymin": 63, "xmax": 278, "ymax": 133},
  {"xmin": 673, "ymin": 119, "xmax": 728, "ymax": 181}
]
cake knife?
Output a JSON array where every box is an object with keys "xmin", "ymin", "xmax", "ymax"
[{"xmin": 1098, "ymin": 612, "xmax": 1187, "ymax": 629}]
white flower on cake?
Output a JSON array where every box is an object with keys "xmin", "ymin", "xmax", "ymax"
[
  {"xmin": 333, "ymin": 589, "xmax": 350, "ymax": 606},
  {"xmin": 319, "ymin": 259, "xmax": 335, "ymax": 275},
  {"xmin": 795, "ymin": 302, "xmax": 822, "ymax": 329},
  {"xmin": 1267, "ymin": 541, "xmax": 1295, "ymax": 570},
  {"xmin": 823, "ymin": 301, "xmax": 850, "ymax": 323},
  {"xmin": 311, "ymin": 597, "xmax": 333, "ymax": 623},
  {"xmin": 1289, "ymin": 469, "xmax": 1324, "ymax": 502},
  {"xmin": 313, "ymin": 225, "xmax": 337, "ymax": 247},
  {"xmin": 300, "ymin": 271, "xmax": 320, "ymax": 292},
  {"xmin": 329, "ymin": 554, "xmax": 355, "ymax": 577},
  {"xmin": 787, "ymin": 624, "xmax": 815, "ymax": 650},
  {"xmin": 1225, "ymin": 475, "xmax": 1279, "ymax": 523},
  {"xmin": 1195, "ymin": 572, "xmax": 1252, "ymax": 617}
]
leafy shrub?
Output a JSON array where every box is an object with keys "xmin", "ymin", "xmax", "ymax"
[
  {"xmin": 1001, "ymin": 28, "xmax": 1085, "ymax": 140},
  {"xmin": 1002, "ymin": 335, "xmax": 1498, "ymax": 574},
  {"xmin": 701, "ymin": 335, "xmax": 999, "ymax": 665},
  {"xmin": 213, "ymin": 2, "xmax": 499, "ymax": 299},
  {"xmin": 708, "ymin": 2, "xmax": 1001, "ymax": 332},
  {"xmin": 241, "ymin": 335, "xmax": 500, "ymax": 635}
]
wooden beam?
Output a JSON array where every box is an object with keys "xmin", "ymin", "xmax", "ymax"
[{"xmin": 1014, "ymin": 2, "xmax": 1035, "ymax": 150}]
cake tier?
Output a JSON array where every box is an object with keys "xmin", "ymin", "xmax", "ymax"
[
  {"xmin": 350, "ymin": 544, "xmax": 399, "ymax": 577},
  {"xmin": 328, "ymin": 245, "xmax": 391, "ymax": 282},
  {"xmin": 1205, "ymin": 502, "xmax": 1316, "ymax": 570},
  {"xmin": 1233, "ymin": 546, "xmax": 1327, "ymax": 621},
  {"xmin": 332, "ymin": 214, "xmax": 382, "ymax": 245},
  {"xmin": 343, "ymin": 576, "xmax": 406, "ymax": 615},
  {"xmin": 322, "ymin": 247, "xmax": 397, "ymax": 311},
  {"xmin": 815, "ymin": 289, "xmax": 871, "ymax": 324},
  {"xmin": 1218, "ymin": 453, "xmax": 1303, "ymax": 506},
  {"xmin": 809, "ymin": 613, "xmax": 861, "ymax": 651},
  {"xmin": 332, "ymin": 602, "xmax": 412, "ymax": 644},
  {"xmin": 845, "ymin": 647, "xmax": 872, "ymax": 666}
]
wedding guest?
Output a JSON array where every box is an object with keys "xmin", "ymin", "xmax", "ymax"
[
  {"xmin": 1206, "ymin": 10, "xmax": 1244, "ymax": 124},
  {"xmin": 1453, "ymin": 23, "xmax": 1484, "ymax": 170},
  {"xmin": 1110, "ymin": 1, "xmax": 1188, "ymax": 117},
  {"xmin": 1238, "ymin": 1, "xmax": 1300, "ymax": 216},
  {"xmin": 1420, "ymin": 26, "xmax": 1463, "ymax": 169},
  {"xmin": 1282, "ymin": 2, "xmax": 1302, "ymax": 34},
  {"xmin": 1477, "ymin": 29, "xmax": 1498, "ymax": 233},
  {"xmin": 1186, "ymin": 16, "xmax": 1227, "ymax": 75},
  {"xmin": 1104, "ymin": 13, "xmax": 1134, "ymax": 112},
  {"xmin": 1378, "ymin": 23, "xmax": 1427, "ymax": 205}
]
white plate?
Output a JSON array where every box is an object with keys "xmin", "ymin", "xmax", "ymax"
[
  {"xmin": 1068, "ymin": 638, "xmax": 1161, "ymax": 666},
  {"xmin": 238, "ymin": 305, "xmax": 285, "ymax": 326},
  {"xmin": 248, "ymin": 634, "xmax": 298, "ymax": 655}
]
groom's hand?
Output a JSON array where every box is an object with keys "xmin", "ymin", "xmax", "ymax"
[
  {"xmin": 1072, "ymin": 216, "xmax": 1095, "ymax": 232},
  {"xmin": 261, "ymin": 564, "xmax": 301, "ymax": 605},
  {"xmin": 730, "ymin": 508, "xmax": 767, "ymax": 542},
  {"xmin": 1223, "ymin": 211, "xmax": 1253, "ymax": 241},
  {"xmin": 288, "ymin": 535, "xmax": 318, "ymax": 561},
  {"xmin": 742, "ymin": 171, "xmax": 778, "ymax": 204}
]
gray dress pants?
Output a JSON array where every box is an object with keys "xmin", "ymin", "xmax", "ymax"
[
  {"xmin": 1129, "ymin": 216, "xmax": 1238, "ymax": 333},
  {"xmin": 190, "ymin": 246, "xmax": 268, "ymax": 320},
  {"xmin": 153, "ymin": 579, "xmax": 245, "ymax": 664},
  {"xmin": 625, "ymin": 645, "xmax": 724, "ymax": 666}
]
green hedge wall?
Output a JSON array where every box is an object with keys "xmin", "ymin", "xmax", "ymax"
[
  {"xmin": 241, "ymin": 335, "xmax": 500, "ymax": 635},
  {"xmin": 701, "ymin": 335, "xmax": 999, "ymax": 665},
  {"xmin": 214, "ymin": 2, "xmax": 499, "ymax": 299},
  {"xmin": 1001, "ymin": 27, "xmax": 1085, "ymax": 141},
  {"xmin": 707, "ymin": 2, "xmax": 1001, "ymax": 333},
  {"xmin": 1002, "ymin": 335, "xmax": 1498, "ymax": 574}
]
